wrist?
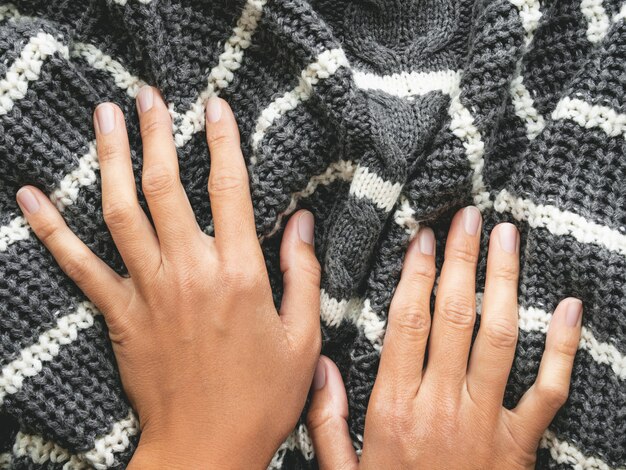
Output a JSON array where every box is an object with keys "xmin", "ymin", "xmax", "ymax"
[{"xmin": 129, "ymin": 424, "xmax": 274, "ymax": 470}]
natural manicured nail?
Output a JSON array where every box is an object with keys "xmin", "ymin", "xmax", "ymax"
[
  {"xmin": 463, "ymin": 206, "xmax": 481, "ymax": 236},
  {"xmin": 418, "ymin": 227, "xmax": 435, "ymax": 256},
  {"xmin": 298, "ymin": 211, "xmax": 315, "ymax": 245},
  {"xmin": 312, "ymin": 357, "xmax": 326, "ymax": 390},
  {"xmin": 498, "ymin": 223, "xmax": 519, "ymax": 253},
  {"xmin": 206, "ymin": 96, "xmax": 222, "ymax": 123},
  {"xmin": 565, "ymin": 299, "xmax": 583, "ymax": 327},
  {"xmin": 95, "ymin": 103, "xmax": 115, "ymax": 135},
  {"xmin": 137, "ymin": 86, "xmax": 154, "ymax": 113},
  {"xmin": 16, "ymin": 188, "xmax": 40, "ymax": 215}
]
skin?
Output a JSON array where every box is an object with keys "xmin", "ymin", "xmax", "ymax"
[
  {"xmin": 307, "ymin": 209, "xmax": 583, "ymax": 470},
  {"xmin": 16, "ymin": 86, "xmax": 582, "ymax": 469}
]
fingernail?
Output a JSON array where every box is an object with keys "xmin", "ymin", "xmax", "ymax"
[
  {"xmin": 95, "ymin": 103, "xmax": 115, "ymax": 135},
  {"xmin": 137, "ymin": 86, "xmax": 154, "ymax": 113},
  {"xmin": 206, "ymin": 96, "xmax": 222, "ymax": 123},
  {"xmin": 313, "ymin": 357, "xmax": 326, "ymax": 390},
  {"xmin": 16, "ymin": 188, "xmax": 40, "ymax": 215},
  {"xmin": 463, "ymin": 206, "xmax": 481, "ymax": 236},
  {"xmin": 498, "ymin": 223, "xmax": 519, "ymax": 253},
  {"xmin": 298, "ymin": 211, "xmax": 315, "ymax": 245},
  {"xmin": 565, "ymin": 299, "xmax": 583, "ymax": 327},
  {"xmin": 418, "ymin": 227, "xmax": 435, "ymax": 256}
]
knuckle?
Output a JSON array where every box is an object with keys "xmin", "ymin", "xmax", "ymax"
[
  {"xmin": 390, "ymin": 301, "xmax": 431, "ymax": 337},
  {"xmin": 553, "ymin": 336, "xmax": 579, "ymax": 358},
  {"xmin": 405, "ymin": 261, "xmax": 436, "ymax": 285},
  {"xmin": 207, "ymin": 127, "xmax": 238, "ymax": 150},
  {"xmin": 140, "ymin": 116, "xmax": 172, "ymax": 139},
  {"xmin": 35, "ymin": 218, "xmax": 62, "ymax": 244},
  {"xmin": 447, "ymin": 239, "xmax": 479, "ymax": 265},
  {"xmin": 306, "ymin": 405, "xmax": 335, "ymax": 433},
  {"xmin": 61, "ymin": 251, "xmax": 92, "ymax": 283},
  {"xmin": 208, "ymin": 170, "xmax": 245, "ymax": 196},
  {"xmin": 491, "ymin": 263, "xmax": 519, "ymax": 283},
  {"xmin": 535, "ymin": 381, "xmax": 569, "ymax": 410},
  {"xmin": 299, "ymin": 257, "xmax": 322, "ymax": 281},
  {"xmin": 102, "ymin": 201, "xmax": 137, "ymax": 229},
  {"xmin": 483, "ymin": 318, "xmax": 518, "ymax": 349},
  {"xmin": 142, "ymin": 164, "xmax": 178, "ymax": 198},
  {"xmin": 438, "ymin": 296, "xmax": 475, "ymax": 329},
  {"xmin": 96, "ymin": 142, "xmax": 122, "ymax": 164},
  {"xmin": 220, "ymin": 260, "xmax": 261, "ymax": 290}
]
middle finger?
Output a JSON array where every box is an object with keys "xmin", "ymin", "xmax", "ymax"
[
  {"xmin": 426, "ymin": 206, "xmax": 482, "ymax": 388},
  {"xmin": 136, "ymin": 86, "xmax": 202, "ymax": 256}
]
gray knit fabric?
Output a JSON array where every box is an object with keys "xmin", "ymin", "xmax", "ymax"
[{"xmin": 0, "ymin": 0, "xmax": 624, "ymax": 468}]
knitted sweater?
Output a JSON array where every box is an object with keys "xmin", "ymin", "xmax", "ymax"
[{"xmin": 0, "ymin": 0, "xmax": 624, "ymax": 468}]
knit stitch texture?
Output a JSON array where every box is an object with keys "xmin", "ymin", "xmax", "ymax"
[{"xmin": 0, "ymin": 0, "xmax": 625, "ymax": 468}]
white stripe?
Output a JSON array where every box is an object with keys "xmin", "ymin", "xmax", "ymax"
[
  {"xmin": 0, "ymin": 301, "xmax": 98, "ymax": 404},
  {"xmin": 581, "ymin": 0, "xmax": 611, "ymax": 44},
  {"xmin": 448, "ymin": 86, "xmax": 492, "ymax": 210},
  {"xmin": 0, "ymin": 32, "xmax": 69, "ymax": 115},
  {"xmin": 0, "ymin": 452, "xmax": 11, "ymax": 469},
  {"xmin": 174, "ymin": 0, "xmax": 267, "ymax": 148},
  {"xmin": 250, "ymin": 48, "xmax": 349, "ymax": 163},
  {"xmin": 541, "ymin": 429, "xmax": 626, "ymax": 470},
  {"xmin": 509, "ymin": 1, "xmax": 546, "ymax": 140},
  {"xmin": 112, "ymin": 0, "xmax": 153, "ymax": 5},
  {"xmin": 494, "ymin": 188, "xmax": 626, "ymax": 256},
  {"xmin": 552, "ymin": 96, "xmax": 626, "ymax": 139},
  {"xmin": 268, "ymin": 424, "xmax": 314, "ymax": 470},
  {"xmin": 263, "ymin": 160, "xmax": 356, "ymax": 240},
  {"xmin": 519, "ymin": 305, "xmax": 626, "ymax": 380},
  {"xmin": 357, "ymin": 299, "xmax": 387, "ymax": 351},
  {"xmin": 394, "ymin": 196, "xmax": 421, "ymax": 239},
  {"xmin": 613, "ymin": 3, "xmax": 626, "ymax": 23},
  {"xmin": 70, "ymin": 43, "xmax": 146, "ymax": 99},
  {"xmin": 320, "ymin": 289, "xmax": 363, "ymax": 327},
  {"xmin": 349, "ymin": 166, "xmax": 403, "ymax": 212},
  {"xmin": 0, "ymin": 216, "xmax": 30, "ymax": 252},
  {"xmin": 353, "ymin": 69, "xmax": 461, "ymax": 98},
  {"xmin": 509, "ymin": 0, "xmax": 543, "ymax": 45},
  {"xmin": 11, "ymin": 411, "xmax": 139, "ymax": 470},
  {"xmin": 0, "ymin": 3, "xmax": 20, "ymax": 21},
  {"xmin": 510, "ymin": 75, "xmax": 546, "ymax": 140}
]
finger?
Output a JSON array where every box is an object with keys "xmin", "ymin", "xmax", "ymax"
[
  {"xmin": 205, "ymin": 97, "xmax": 260, "ymax": 259},
  {"xmin": 16, "ymin": 186, "xmax": 129, "ymax": 318},
  {"xmin": 377, "ymin": 228, "xmax": 435, "ymax": 397},
  {"xmin": 279, "ymin": 210, "xmax": 322, "ymax": 350},
  {"xmin": 136, "ymin": 86, "xmax": 201, "ymax": 254},
  {"xmin": 427, "ymin": 206, "xmax": 482, "ymax": 387},
  {"xmin": 307, "ymin": 356, "xmax": 359, "ymax": 470},
  {"xmin": 94, "ymin": 103, "xmax": 160, "ymax": 277},
  {"xmin": 467, "ymin": 223, "xmax": 520, "ymax": 405},
  {"xmin": 513, "ymin": 298, "xmax": 582, "ymax": 442}
]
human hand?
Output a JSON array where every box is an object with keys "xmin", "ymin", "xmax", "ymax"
[
  {"xmin": 16, "ymin": 88, "xmax": 322, "ymax": 469},
  {"xmin": 307, "ymin": 207, "xmax": 583, "ymax": 470}
]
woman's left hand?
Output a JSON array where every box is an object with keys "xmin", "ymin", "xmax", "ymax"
[{"xmin": 16, "ymin": 88, "xmax": 322, "ymax": 469}]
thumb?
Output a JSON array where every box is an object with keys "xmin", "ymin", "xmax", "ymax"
[
  {"xmin": 307, "ymin": 356, "xmax": 359, "ymax": 470},
  {"xmin": 279, "ymin": 210, "xmax": 321, "ymax": 347}
]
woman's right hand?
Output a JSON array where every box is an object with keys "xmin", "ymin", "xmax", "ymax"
[{"xmin": 307, "ymin": 207, "xmax": 582, "ymax": 469}]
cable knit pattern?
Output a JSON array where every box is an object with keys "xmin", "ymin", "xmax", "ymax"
[{"xmin": 0, "ymin": 1, "xmax": 625, "ymax": 469}]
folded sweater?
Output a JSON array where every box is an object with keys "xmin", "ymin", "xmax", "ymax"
[{"xmin": 0, "ymin": 0, "xmax": 625, "ymax": 468}]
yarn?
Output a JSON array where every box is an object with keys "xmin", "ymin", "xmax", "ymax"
[{"xmin": 0, "ymin": 0, "xmax": 625, "ymax": 469}]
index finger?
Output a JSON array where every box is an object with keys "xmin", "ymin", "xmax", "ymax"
[{"xmin": 205, "ymin": 97, "xmax": 260, "ymax": 257}]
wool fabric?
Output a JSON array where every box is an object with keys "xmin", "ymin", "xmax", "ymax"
[{"xmin": 0, "ymin": 0, "xmax": 625, "ymax": 469}]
